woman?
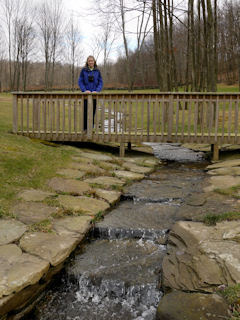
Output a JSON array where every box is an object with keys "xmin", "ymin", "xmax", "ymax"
[{"xmin": 78, "ymin": 56, "xmax": 103, "ymax": 131}]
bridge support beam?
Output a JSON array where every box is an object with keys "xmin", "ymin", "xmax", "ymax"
[
  {"xmin": 120, "ymin": 142, "xmax": 125, "ymax": 157},
  {"xmin": 211, "ymin": 143, "xmax": 219, "ymax": 161}
]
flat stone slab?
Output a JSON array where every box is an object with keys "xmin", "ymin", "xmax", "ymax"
[
  {"xmin": 97, "ymin": 161, "xmax": 121, "ymax": 171},
  {"xmin": 18, "ymin": 189, "xmax": 55, "ymax": 202},
  {"xmin": 53, "ymin": 216, "xmax": 92, "ymax": 239},
  {"xmin": 80, "ymin": 152, "xmax": 113, "ymax": 161},
  {"xmin": 56, "ymin": 168, "xmax": 85, "ymax": 179},
  {"xmin": 121, "ymin": 156, "xmax": 160, "ymax": 168},
  {"xmin": 122, "ymin": 162, "xmax": 155, "ymax": 174},
  {"xmin": 124, "ymin": 178, "xmax": 193, "ymax": 201},
  {"xmin": 84, "ymin": 176, "xmax": 125, "ymax": 187},
  {"xmin": 206, "ymin": 159, "xmax": 240, "ymax": 170},
  {"xmin": 0, "ymin": 244, "xmax": 49, "ymax": 298},
  {"xmin": 207, "ymin": 166, "xmax": 240, "ymax": 176},
  {"xmin": 203, "ymin": 175, "xmax": 240, "ymax": 192},
  {"xmin": 156, "ymin": 291, "xmax": 229, "ymax": 320},
  {"xmin": 178, "ymin": 191, "xmax": 240, "ymax": 221},
  {"xmin": 94, "ymin": 188, "xmax": 121, "ymax": 206},
  {"xmin": 11, "ymin": 202, "xmax": 57, "ymax": 225},
  {"xmin": 19, "ymin": 232, "xmax": 77, "ymax": 266},
  {"xmin": 0, "ymin": 220, "xmax": 27, "ymax": 245},
  {"xmin": 113, "ymin": 170, "xmax": 144, "ymax": 180},
  {"xmin": 57, "ymin": 195, "xmax": 110, "ymax": 215},
  {"xmin": 70, "ymin": 162, "xmax": 106, "ymax": 175},
  {"xmin": 47, "ymin": 178, "xmax": 91, "ymax": 195}
]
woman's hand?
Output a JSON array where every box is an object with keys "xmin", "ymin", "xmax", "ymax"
[{"xmin": 85, "ymin": 90, "xmax": 91, "ymax": 93}]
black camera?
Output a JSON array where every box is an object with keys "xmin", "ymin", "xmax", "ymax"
[{"xmin": 88, "ymin": 75, "xmax": 94, "ymax": 82}]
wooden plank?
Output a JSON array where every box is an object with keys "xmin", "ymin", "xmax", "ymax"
[
  {"xmin": 21, "ymin": 95, "xmax": 23, "ymax": 134},
  {"xmin": 74, "ymin": 95, "xmax": 77, "ymax": 139},
  {"xmin": 62, "ymin": 95, "xmax": 65, "ymax": 141},
  {"xmin": 194, "ymin": 99, "xmax": 198, "ymax": 138},
  {"xmin": 235, "ymin": 96, "xmax": 240, "ymax": 143},
  {"xmin": 153, "ymin": 96, "xmax": 157, "ymax": 141},
  {"xmin": 187, "ymin": 95, "xmax": 192, "ymax": 141},
  {"xmin": 221, "ymin": 95, "xmax": 226, "ymax": 143},
  {"xmin": 68, "ymin": 95, "xmax": 71, "ymax": 140},
  {"xmin": 175, "ymin": 95, "xmax": 179, "ymax": 138},
  {"xmin": 96, "ymin": 96, "xmax": 100, "ymax": 138},
  {"xmin": 12, "ymin": 94, "xmax": 18, "ymax": 133},
  {"xmin": 214, "ymin": 96, "xmax": 219, "ymax": 143},
  {"xmin": 167, "ymin": 94, "xmax": 173, "ymax": 142},
  {"xmin": 101, "ymin": 95, "xmax": 105, "ymax": 138},
  {"xmin": 200, "ymin": 95, "xmax": 205, "ymax": 142},
  {"xmin": 43, "ymin": 95, "xmax": 47, "ymax": 135},
  {"xmin": 141, "ymin": 97, "xmax": 144, "ymax": 139},
  {"xmin": 135, "ymin": 95, "xmax": 138, "ymax": 140},
  {"xmin": 108, "ymin": 97, "xmax": 111, "ymax": 140},
  {"xmin": 56, "ymin": 95, "xmax": 60, "ymax": 139},
  {"xmin": 147, "ymin": 98, "xmax": 150, "ymax": 137},
  {"xmin": 26, "ymin": 95, "xmax": 29, "ymax": 134},
  {"xmin": 181, "ymin": 95, "xmax": 186, "ymax": 140},
  {"xmin": 114, "ymin": 96, "xmax": 118, "ymax": 140},
  {"xmin": 37, "ymin": 94, "xmax": 41, "ymax": 138},
  {"xmin": 87, "ymin": 95, "xmax": 93, "ymax": 139},
  {"xmin": 129, "ymin": 99, "xmax": 133, "ymax": 140},
  {"xmin": 228, "ymin": 95, "xmax": 232, "ymax": 142}
]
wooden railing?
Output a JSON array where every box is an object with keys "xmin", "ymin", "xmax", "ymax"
[{"xmin": 12, "ymin": 92, "xmax": 240, "ymax": 158}]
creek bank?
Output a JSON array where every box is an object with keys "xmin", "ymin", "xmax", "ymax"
[
  {"xmin": 154, "ymin": 143, "xmax": 240, "ymax": 320},
  {"xmin": 0, "ymin": 144, "xmax": 160, "ymax": 319}
]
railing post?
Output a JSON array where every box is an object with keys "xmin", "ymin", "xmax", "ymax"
[
  {"xmin": 212, "ymin": 143, "xmax": 219, "ymax": 161},
  {"xmin": 13, "ymin": 94, "xmax": 18, "ymax": 133},
  {"xmin": 87, "ymin": 94, "xmax": 93, "ymax": 139}
]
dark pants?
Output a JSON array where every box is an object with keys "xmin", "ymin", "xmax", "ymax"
[{"xmin": 84, "ymin": 99, "xmax": 97, "ymax": 130}]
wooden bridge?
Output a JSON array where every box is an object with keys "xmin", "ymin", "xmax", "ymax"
[{"xmin": 12, "ymin": 92, "xmax": 240, "ymax": 160}]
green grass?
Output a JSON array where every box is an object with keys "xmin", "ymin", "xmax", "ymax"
[
  {"xmin": 103, "ymin": 83, "xmax": 239, "ymax": 94},
  {"xmin": 0, "ymin": 93, "xmax": 81, "ymax": 217},
  {"xmin": 203, "ymin": 212, "xmax": 240, "ymax": 226},
  {"xmin": 214, "ymin": 185, "xmax": 240, "ymax": 198},
  {"xmin": 218, "ymin": 284, "xmax": 240, "ymax": 320}
]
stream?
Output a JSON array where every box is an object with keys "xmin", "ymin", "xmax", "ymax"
[{"xmin": 28, "ymin": 143, "xmax": 209, "ymax": 320}]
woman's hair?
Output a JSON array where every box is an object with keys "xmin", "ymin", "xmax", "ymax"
[{"xmin": 85, "ymin": 55, "xmax": 97, "ymax": 68}]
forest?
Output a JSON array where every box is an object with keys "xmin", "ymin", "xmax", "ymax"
[{"xmin": 0, "ymin": 0, "xmax": 239, "ymax": 92}]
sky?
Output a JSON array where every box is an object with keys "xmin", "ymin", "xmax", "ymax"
[
  {"xmin": 62, "ymin": 1, "xmax": 101, "ymax": 61},
  {"xmin": 61, "ymin": 0, "xmax": 143, "ymax": 64},
  {"xmin": 61, "ymin": 0, "xmax": 123, "ymax": 64}
]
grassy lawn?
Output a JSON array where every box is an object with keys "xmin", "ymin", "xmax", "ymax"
[{"xmin": 0, "ymin": 93, "xmax": 80, "ymax": 218}]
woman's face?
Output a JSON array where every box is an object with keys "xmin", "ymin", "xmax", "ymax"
[{"xmin": 87, "ymin": 57, "xmax": 95, "ymax": 69}]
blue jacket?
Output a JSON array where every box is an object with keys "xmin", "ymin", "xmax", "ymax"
[{"xmin": 78, "ymin": 67, "xmax": 103, "ymax": 92}]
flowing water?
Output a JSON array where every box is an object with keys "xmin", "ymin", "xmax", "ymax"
[{"xmin": 28, "ymin": 143, "xmax": 209, "ymax": 320}]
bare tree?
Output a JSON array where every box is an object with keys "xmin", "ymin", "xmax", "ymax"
[
  {"xmin": 37, "ymin": 0, "xmax": 64, "ymax": 91},
  {"xmin": 94, "ymin": 0, "xmax": 152, "ymax": 91},
  {"xmin": 1, "ymin": 0, "xmax": 19, "ymax": 90},
  {"xmin": 65, "ymin": 15, "xmax": 83, "ymax": 91}
]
